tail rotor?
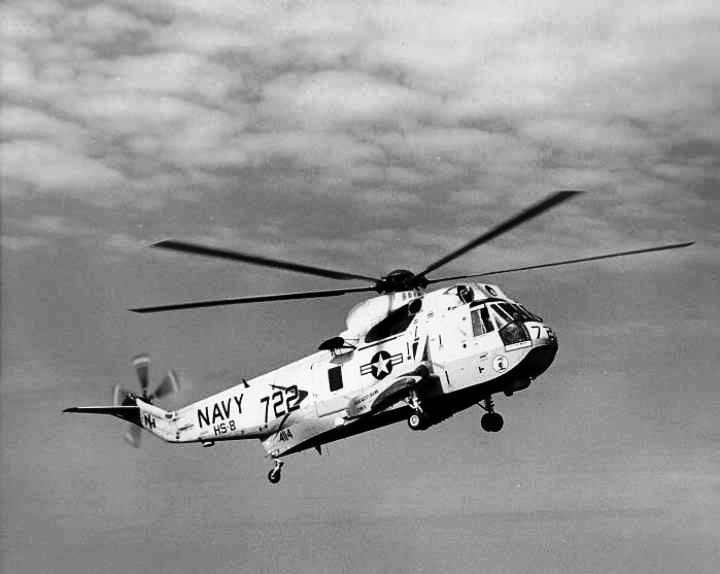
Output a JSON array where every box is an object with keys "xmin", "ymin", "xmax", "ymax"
[
  {"xmin": 114, "ymin": 354, "xmax": 180, "ymax": 447},
  {"xmin": 148, "ymin": 370, "xmax": 180, "ymax": 402},
  {"xmin": 124, "ymin": 421, "xmax": 142, "ymax": 447}
]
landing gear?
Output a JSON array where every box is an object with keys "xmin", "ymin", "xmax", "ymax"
[
  {"xmin": 407, "ymin": 390, "xmax": 430, "ymax": 431},
  {"xmin": 267, "ymin": 459, "xmax": 284, "ymax": 484},
  {"xmin": 481, "ymin": 412, "xmax": 504, "ymax": 432},
  {"xmin": 408, "ymin": 411, "xmax": 430, "ymax": 431},
  {"xmin": 479, "ymin": 396, "xmax": 504, "ymax": 432}
]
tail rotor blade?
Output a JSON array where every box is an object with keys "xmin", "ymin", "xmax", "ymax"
[
  {"xmin": 113, "ymin": 384, "xmax": 123, "ymax": 406},
  {"xmin": 150, "ymin": 370, "xmax": 180, "ymax": 401},
  {"xmin": 113, "ymin": 384, "xmax": 134, "ymax": 406},
  {"xmin": 124, "ymin": 424, "xmax": 142, "ymax": 448},
  {"xmin": 132, "ymin": 354, "xmax": 150, "ymax": 397}
]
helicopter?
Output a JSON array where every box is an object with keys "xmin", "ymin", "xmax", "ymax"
[{"xmin": 64, "ymin": 192, "xmax": 693, "ymax": 483}]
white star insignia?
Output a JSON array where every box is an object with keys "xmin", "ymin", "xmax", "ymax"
[{"xmin": 373, "ymin": 354, "xmax": 391, "ymax": 376}]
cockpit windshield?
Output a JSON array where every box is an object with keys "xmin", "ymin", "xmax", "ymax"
[
  {"xmin": 471, "ymin": 301, "xmax": 540, "ymax": 346},
  {"xmin": 491, "ymin": 303, "xmax": 514, "ymax": 327},
  {"xmin": 491, "ymin": 302, "xmax": 541, "ymax": 325},
  {"xmin": 489, "ymin": 302, "xmax": 533, "ymax": 346}
]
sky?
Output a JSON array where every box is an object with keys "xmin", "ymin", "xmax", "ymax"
[{"xmin": 1, "ymin": 0, "xmax": 720, "ymax": 573}]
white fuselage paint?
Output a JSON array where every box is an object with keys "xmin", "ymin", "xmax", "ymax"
[{"xmin": 140, "ymin": 282, "xmax": 558, "ymax": 458}]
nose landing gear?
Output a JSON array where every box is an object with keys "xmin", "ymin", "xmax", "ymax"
[
  {"xmin": 479, "ymin": 396, "xmax": 504, "ymax": 432},
  {"xmin": 267, "ymin": 459, "xmax": 284, "ymax": 484}
]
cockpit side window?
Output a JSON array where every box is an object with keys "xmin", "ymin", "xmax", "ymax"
[{"xmin": 471, "ymin": 305, "xmax": 495, "ymax": 336}]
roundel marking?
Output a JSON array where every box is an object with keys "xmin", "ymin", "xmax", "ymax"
[
  {"xmin": 492, "ymin": 355, "xmax": 509, "ymax": 373},
  {"xmin": 370, "ymin": 351, "xmax": 393, "ymax": 380}
]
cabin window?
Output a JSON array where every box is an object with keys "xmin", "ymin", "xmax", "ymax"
[
  {"xmin": 471, "ymin": 305, "xmax": 495, "ymax": 336},
  {"xmin": 328, "ymin": 366, "xmax": 343, "ymax": 391}
]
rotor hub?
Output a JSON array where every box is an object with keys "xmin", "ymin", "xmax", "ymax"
[{"xmin": 376, "ymin": 269, "xmax": 427, "ymax": 293}]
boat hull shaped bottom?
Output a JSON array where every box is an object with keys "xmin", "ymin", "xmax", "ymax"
[{"xmin": 282, "ymin": 341, "xmax": 558, "ymax": 457}]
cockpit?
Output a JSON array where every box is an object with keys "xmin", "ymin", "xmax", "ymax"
[
  {"xmin": 470, "ymin": 299, "xmax": 543, "ymax": 347},
  {"xmin": 441, "ymin": 282, "xmax": 548, "ymax": 347}
]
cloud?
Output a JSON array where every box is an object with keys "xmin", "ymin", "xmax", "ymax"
[
  {"xmin": 0, "ymin": 235, "xmax": 46, "ymax": 251},
  {"xmin": 0, "ymin": 105, "xmax": 85, "ymax": 140},
  {"xmin": 261, "ymin": 70, "xmax": 438, "ymax": 129},
  {"xmin": 1, "ymin": 140, "xmax": 125, "ymax": 191},
  {"xmin": 0, "ymin": 0, "xmax": 717, "ymax": 260},
  {"xmin": 23, "ymin": 215, "xmax": 92, "ymax": 236},
  {"xmin": 105, "ymin": 232, "xmax": 145, "ymax": 254}
]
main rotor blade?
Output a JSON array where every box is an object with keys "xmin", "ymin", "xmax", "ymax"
[
  {"xmin": 152, "ymin": 240, "xmax": 378, "ymax": 283},
  {"xmin": 419, "ymin": 191, "xmax": 582, "ymax": 278},
  {"xmin": 426, "ymin": 241, "xmax": 694, "ymax": 284},
  {"xmin": 129, "ymin": 286, "xmax": 377, "ymax": 314}
]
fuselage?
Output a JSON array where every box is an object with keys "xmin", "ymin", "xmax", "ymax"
[{"xmin": 149, "ymin": 282, "xmax": 558, "ymax": 456}]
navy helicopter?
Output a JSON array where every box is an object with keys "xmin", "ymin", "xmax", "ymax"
[{"xmin": 64, "ymin": 192, "xmax": 692, "ymax": 483}]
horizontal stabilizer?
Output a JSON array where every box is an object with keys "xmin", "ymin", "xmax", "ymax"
[
  {"xmin": 63, "ymin": 405, "xmax": 141, "ymax": 425},
  {"xmin": 64, "ymin": 406, "xmax": 139, "ymax": 415}
]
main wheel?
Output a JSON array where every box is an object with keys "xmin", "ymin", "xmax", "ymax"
[
  {"xmin": 481, "ymin": 412, "xmax": 504, "ymax": 432},
  {"xmin": 408, "ymin": 412, "xmax": 428, "ymax": 431},
  {"xmin": 267, "ymin": 469, "xmax": 281, "ymax": 484}
]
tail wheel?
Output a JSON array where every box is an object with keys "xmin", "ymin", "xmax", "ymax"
[{"xmin": 267, "ymin": 460, "xmax": 284, "ymax": 484}]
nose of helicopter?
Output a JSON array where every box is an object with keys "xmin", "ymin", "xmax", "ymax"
[
  {"xmin": 541, "ymin": 323, "xmax": 558, "ymax": 347},
  {"xmin": 522, "ymin": 322, "xmax": 558, "ymax": 379}
]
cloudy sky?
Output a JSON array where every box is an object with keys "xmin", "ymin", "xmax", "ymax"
[{"xmin": 2, "ymin": 1, "xmax": 719, "ymax": 572}]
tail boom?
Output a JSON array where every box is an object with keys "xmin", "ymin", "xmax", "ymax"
[{"xmin": 64, "ymin": 401, "xmax": 184, "ymax": 443}]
